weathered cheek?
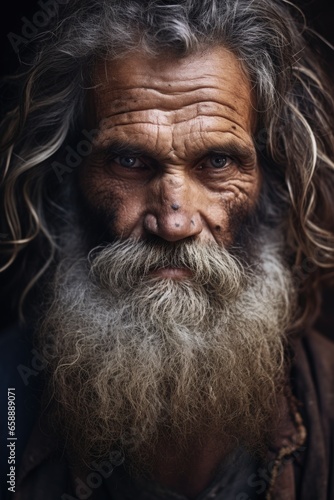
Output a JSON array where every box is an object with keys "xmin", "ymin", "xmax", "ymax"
[
  {"xmin": 79, "ymin": 168, "xmax": 140, "ymax": 236},
  {"xmin": 221, "ymin": 176, "xmax": 261, "ymax": 205},
  {"xmin": 211, "ymin": 172, "xmax": 262, "ymax": 243},
  {"xmin": 112, "ymin": 196, "xmax": 144, "ymax": 236}
]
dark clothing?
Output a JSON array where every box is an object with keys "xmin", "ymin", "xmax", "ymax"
[
  {"xmin": 1, "ymin": 326, "xmax": 334, "ymax": 500},
  {"xmin": 101, "ymin": 446, "xmax": 262, "ymax": 499}
]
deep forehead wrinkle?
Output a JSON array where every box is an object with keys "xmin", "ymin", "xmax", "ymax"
[
  {"xmin": 95, "ymin": 89, "xmax": 243, "ymax": 116},
  {"xmin": 88, "ymin": 46, "xmax": 257, "ymax": 162},
  {"xmin": 96, "ymin": 103, "xmax": 248, "ymax": 131},
  {"xmin": 91, "ymin": 47, "xmax": 254, "ymax": 123}
]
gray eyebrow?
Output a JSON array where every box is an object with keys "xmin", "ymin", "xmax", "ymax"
[{"xmin": 92, "ymin": 140, "xmax": 149, "ymax": 158}]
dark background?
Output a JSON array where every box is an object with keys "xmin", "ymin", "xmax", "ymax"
[
  {"xmin": 0, "ymin": 0, "xmax": 334, "ymax": 332},
  {"xmin": 1, "ymin": 0, "xmax": 333, "ymax": 81},
  {"xmin": 1, "ymin": 0, "xmax": 333, "ymax": 78}
]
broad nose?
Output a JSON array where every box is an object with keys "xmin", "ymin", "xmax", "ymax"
[{"xmin": 143, "ymin": 175, "xmax": 203, "ymax": 242}]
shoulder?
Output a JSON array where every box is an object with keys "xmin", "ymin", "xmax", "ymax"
[
  {"xmin": 300, "ymin": 330, "xmax": 334, "ymax": 386},
  {"xmin": 292, "ymin": 329, "xmax": 334, "ymax": 421}
]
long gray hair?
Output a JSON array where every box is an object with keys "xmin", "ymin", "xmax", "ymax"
[{"xmin": 1, "ymin": 0, "xmax": 334, "ymax": 326}]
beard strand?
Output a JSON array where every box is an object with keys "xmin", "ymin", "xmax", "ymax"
[{"xmin": 38, "ymin": 233, "xmax": 295, "ymax": 472}]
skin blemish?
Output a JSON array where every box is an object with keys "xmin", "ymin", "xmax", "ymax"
[{"xmin": 84, "ymin": 47, "xmax": 260, "ymax": 245}]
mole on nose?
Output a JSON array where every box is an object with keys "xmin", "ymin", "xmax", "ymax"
[{"xmin": 171, "ymin": 203, "xmax": 180, "ymax": 211}]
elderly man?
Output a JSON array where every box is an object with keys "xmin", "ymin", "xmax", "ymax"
[{"xmin": 1, "ymin": 0, "xmax": 334, "ymax": 499}]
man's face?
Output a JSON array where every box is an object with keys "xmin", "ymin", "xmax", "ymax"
[
  {"xmin": 39, "ymin": 47, "xmax": 294, "ymax": 468},
  {"xmin": 81, "ymin": 47, "xmax": 261, "ymax": 264}
]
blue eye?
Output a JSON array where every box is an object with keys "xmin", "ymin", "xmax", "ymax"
[
  {"xmin": 209, "ymin": 155, "xmax": 232, "ymax": 168},
  {"xmin": 115, "ymin": 156, "xmax": 143, "ymax": 168}
]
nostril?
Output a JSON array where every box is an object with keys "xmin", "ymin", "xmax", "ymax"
[{"xmin": 144, "ymin": 214, "xmax": 159, "ymax": 233}]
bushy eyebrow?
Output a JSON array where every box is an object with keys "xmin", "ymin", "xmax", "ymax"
[
  {"xmin": 92, "ymin": 140, "xmax": 149, "ymax": 158},
  {"xmin": 204, "ymin": 144, "xmax": 257, "ymax": 164},
  {"xmin": 92, "ymin": 138, "xmax": 257, "ymax": 165}
]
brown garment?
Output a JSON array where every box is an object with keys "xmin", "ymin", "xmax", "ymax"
[{"xmin": 13, "ymin": 330, "xmax": 334, "ymax": 500}]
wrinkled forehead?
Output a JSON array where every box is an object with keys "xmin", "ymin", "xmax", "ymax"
[{"xmin": 87, "ymin": 47, "xmax": 256, "ymax": 132}]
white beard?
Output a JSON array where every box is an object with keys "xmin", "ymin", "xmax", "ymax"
[{"xmin": 38, "ymin": 232, "xmax": 295, "ymax": 470}]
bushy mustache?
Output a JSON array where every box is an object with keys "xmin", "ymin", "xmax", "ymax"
[{"xmin": 89, "ymin": 238, "xmax": 250, "ymax": 299}]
